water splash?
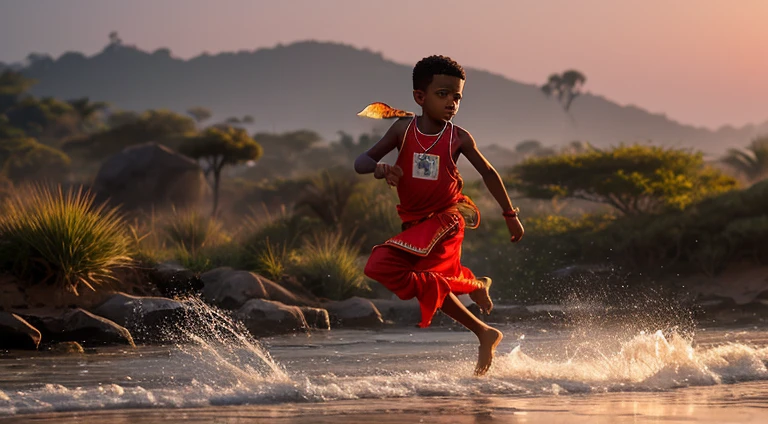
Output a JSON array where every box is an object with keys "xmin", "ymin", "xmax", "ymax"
[
  {"xmin": 495, "ymin": 330, "xmax": 768, "ymax": 393},
  {"xmin": 169, "ymin": 296, "xmax": 289, "ymax": 385}
]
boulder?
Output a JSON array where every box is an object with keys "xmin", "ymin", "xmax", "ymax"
[
  {"xmin": 93, "ymin": 143, "xmax": 207, "ymax": 211},
  {"xmin": 0, "ymin": 312, "xmax": 41, "ymax": 350},
  {"xmin": 299, "ymin": 306, "xmax": 330, "ymax": 330},
  {"xmin": 91, "ymin": 292, "xmax": 189, "ymax": 342},
  {"xmin": 371, "ymin": 298, "xmax": 421, "ymax": 325},
  {"xmin": 18, "ymin": 308, "xmax": 135, "ymax": 347},
  {"xmin": 201, "ymin": 267, "xmax": 316, "ymax": 309},
  {"xmin": 236, "ymin": 299, "xmax": 308, "ymax": 336},
  {"xmin": 149, "ymin": 263, "xmax": 204, "ymax": 298},
  {"xmin": 0, "ymin": 274, "xmax": 26, "ymax": 310},
  {"xmin": 324, "ymin": 297, "xmax": 383, "ymax": 328}
]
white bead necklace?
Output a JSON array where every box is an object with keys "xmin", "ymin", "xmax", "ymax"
[{"xmin": 413, "ymin": 117, "xmax": 448, "ymax": 156}]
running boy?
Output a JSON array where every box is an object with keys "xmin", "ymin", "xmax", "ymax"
[{"xmin": 354, "ymin": 55, "xmax": 524, "ymax": 375}]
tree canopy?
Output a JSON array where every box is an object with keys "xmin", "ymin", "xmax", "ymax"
[
  {"xmin": 179, "ymin": 126, "xmax": 263, "ymax": 215},
  {"xmin": 509, "ymin": 144, "xmax": 738, "ymax": 215}
]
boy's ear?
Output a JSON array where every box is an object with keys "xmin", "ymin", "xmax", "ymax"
[{"xmin": 412, "ymin": 89, "xmax": 426, "ymax": 106}]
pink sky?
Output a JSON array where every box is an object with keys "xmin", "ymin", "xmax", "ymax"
[{"xmin": 1, "ymin": 0, "xmax": 766, "ymax": 129}]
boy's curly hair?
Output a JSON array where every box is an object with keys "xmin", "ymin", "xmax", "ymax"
[{"xmin": 412, "ymin": 55, "xmax": 466, "ymax": 91}]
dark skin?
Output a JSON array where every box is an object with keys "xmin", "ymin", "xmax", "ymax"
[
  {"xmin": 354, "ymin": 74, "xmax": 524, "ymax": 242},
  {"xmin": 355, "ymin": 74, "xmax": 523, "ymax": 375}
]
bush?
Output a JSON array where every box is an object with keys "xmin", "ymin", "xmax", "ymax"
[
  {"xmin": 241, "ymin": 207, "xmax": 316, "ymax": 269},
  {"xmin": 163, "ymin": 209, "xmax": 229, "ymax": 252},
  {"xmin": 0, "ymin": 184, "xmax": 131, "ymax": 294},
  {"xmin": 341, "ymin": 179, "xmax": 401, "ymax": 252},
  {"xmin": 252, "ymin": 238, "xmax": 298, "ymax": 281},
  {"xmin": 292, "ymin": 231, "xmax": 367, "ymax": 300}
]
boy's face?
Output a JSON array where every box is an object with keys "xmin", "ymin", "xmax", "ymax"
[{"xmin": 413, "ymin": 74, "xmax": 465, "ymax": 122}]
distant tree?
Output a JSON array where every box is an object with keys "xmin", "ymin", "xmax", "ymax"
[
  {"xmin": 256, "ymin": 129, "xmax": 321, "ymax": 160},
  {"xmin": 541, "ymin": 70, "xmax": 586, "ymax": 112},
  {"xmin": 242, "ymin": 115, "xmax": 255, "ymax": 124},
  {"xmin": 514, "ymin": 139, "xmax": 555, "ymax": 158},
  {"xmin": 561, "ymin": 140, "xmax": 594, "ymax": 155},
  {"xmin": 4, "ymin": 96, "xmax": 74, "ymax": 139},
  {"xmin": 63, "ymin": 109, "xmax": 197, "ymax": 160},
  {"xmin": 0, "ymin": 137, "xmax": 71, "ymax": 183},
  {"xmin": 179, "ymin": 126, "xmax": 263, "ymax": 216},
  {"xmin": 186, "ymin": 106, "xmax": 212, "ymax": 124},
  {"xmin": 108, "ymin": 31, "xmax": 122, "ymax": 46},
  {"xmin": 721, "ymin": 136, "xmax": 768, "ymax": 184},
  {"xmin": 509, "ymin": 144, "xmax": 738, "ymax": 215},
  {"xmin": 0, "ymin": 71, "xmax": 36, "ymax": 113},
  {"xmin": 106, "ymin": 110, "xmax": 140, "ymax": 128},
  {"xmin": 331, "ymin": 131, "xmax": 381, "ymax": 162},
  {"xmin": 225, "ymin": 117, "xmax": 241, "ymax": 125},
  {"xmin": 67, "ymin": 97, "xmax": 109, "ymax": 133},
  {"xmin": 243, "ymin": 130, "xmax": 323, "ymax": 179},
  {"xmin": 26, "ymin": 53, "xmax": 54, "ymax": 69}
]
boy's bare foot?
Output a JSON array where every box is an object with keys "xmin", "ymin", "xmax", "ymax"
[
  {"xmin": 469, "ymin": 277, "xmax": 493, "ymax": 314},
  {"xmin": 475, "ymin": 327, "xmax": 503, "ymax": 376}
]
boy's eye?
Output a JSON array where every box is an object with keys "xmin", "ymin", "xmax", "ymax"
[{"xmin": 437, "ymin": 91, "xmax": 448, "ymax": 97}]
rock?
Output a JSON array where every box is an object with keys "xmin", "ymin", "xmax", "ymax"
[
  {"xmin": 93, "ymin": 143, "xmax": 207, "ymax": 212},
  {"xmin": 18, "ymin": 308, "xmax": 135, "ymax": 347},
  {"xmin": 48, "ymin": 341, "xmax": 84, "ymax": 354},
  {"xmin": 324, "ymin": 297, "xmax": 383, "ymax": 328},
  {"xmin": 299, "ymin": 307, "xmax": 330, "ymax": 330},
  {"xmin": 202, "ymin": 267, "xmax": 317, "ymax": 309},
  {"xmin": 236, "ymin": 299, "xmax": 308, "ymax": 336},
  {"xmin": 0, "ymin": 312, "xmax": 41, "ymax": 350},
  {"xmin": 371, "ymin": 298, "xmax": 421, "ymax": 325},
  {"xmin": 149, "ymin": 264, "xmax": 204, "ymax": 298},
  {"xmin": 91, "ymin": 292, "xmax": 189, "ymax": 342},
  {"xmin": 0, "ymin": 274, "xmax": 27, "ymax": 310}
]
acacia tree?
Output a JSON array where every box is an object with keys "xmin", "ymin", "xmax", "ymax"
[
  {"xmin": 541, "ymin": 70, "xmax": 587, "ymax": 112},
  {"xmin": 179, "ymin": 126, "xmax": 262, "ymax": 216},
  {"xmin": 721, "ymin": 136, "xmax": 768, "ymax": 184},
  {"xmin": 509, "ymin": 144, "xmax": 738, "ymax": 215},
  {"xmin": 186, "ymin": 106, "xmax": 212, "ymax": 124}
]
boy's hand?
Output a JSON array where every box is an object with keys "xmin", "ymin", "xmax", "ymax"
[
  {"xmin": 374, "ymin": 163, "xmax": 403, "ymax": 186},
  {"xmin": 505, "ymin": 215, "xmax": 524, "ymax": 243}
]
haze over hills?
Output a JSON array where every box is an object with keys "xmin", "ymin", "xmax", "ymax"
[{"xmin": 9, "ymin": 40, "xmax": 768, "ymax": 155}]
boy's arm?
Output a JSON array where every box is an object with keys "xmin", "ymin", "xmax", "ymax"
[
  {"xmin": 354, "ymin": 118, "xmax": 408, "ymax": 174},
  {"xmin": 458, "ymin": 128, "xmax": 524, "ymax": 242}
]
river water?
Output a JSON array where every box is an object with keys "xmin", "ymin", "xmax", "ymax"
[{"xmin": 1, "ymin": 301, "xmax": 768, "ymax": 423}]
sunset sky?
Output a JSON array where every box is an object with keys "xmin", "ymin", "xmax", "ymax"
[{"xmin": 1, "ymin": 0, "xmax": 766, "ymax": 129}]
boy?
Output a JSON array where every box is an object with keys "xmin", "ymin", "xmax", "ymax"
[{"xmin": 354, "ymin": 55, "xmax": 524, "ymax": 375}]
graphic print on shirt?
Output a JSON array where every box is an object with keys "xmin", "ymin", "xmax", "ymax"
[{"xmin": 413, "ymin": 153, "xmax": 440, "ymax": 180}]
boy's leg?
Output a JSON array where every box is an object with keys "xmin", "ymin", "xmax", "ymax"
[{"xmin": 440, "ymin": 293, "xmax": 503, "ymax": 376}]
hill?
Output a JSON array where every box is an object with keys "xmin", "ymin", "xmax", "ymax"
[{"xmin": 18, "ymin": 40, "xmax": 768, "ymax": 155}]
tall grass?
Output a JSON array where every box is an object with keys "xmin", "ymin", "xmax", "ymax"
[
  {"xmin": 253, "ymin": 238, "xmax": 297, "ymax": 281},
  {"xmin": 163, "ymin": 209, "xmax": 228, "ymax": 252},
  {"xmin": 292, "ymin": 231, "xmax": 367, "ymax": 300},
  {"xmin": 0, "ymin": 184, "xmax": 131, "ymax": 294}
]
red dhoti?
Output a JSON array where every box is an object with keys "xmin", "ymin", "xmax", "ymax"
[{"xmin": 364, "ymin": 206, "xmax": 483, "ymax": 328}]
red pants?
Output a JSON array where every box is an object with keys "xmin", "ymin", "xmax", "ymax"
[{"xmin": 364, "ymin": 216, "xmax": 483, "ymax": 327}]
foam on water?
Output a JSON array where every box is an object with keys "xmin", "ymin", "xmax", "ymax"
[{"xmin": 2, "ymin": 298, "xmax": 768, "ymax": 417}]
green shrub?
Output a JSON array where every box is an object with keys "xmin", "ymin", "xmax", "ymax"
[
  {"xmin": 163, "ymin": 209, "xmax": 229, "ymax": 252},
  {"xmin": 241, "ymin": 207, "xmax": 316, "ymax": 270},
  {"xmin": 292, "ymin": 231, "xmax": 367, "ymax": 300},
  {"xmin": 253, "ymin": 238, "xmax": 298, "ymax": 281},
  {"xmin": 0, "ymin": 184, "xmax": 131, "ymax": 294},
  {"xmin": 341, "ymin": 179, "xmax": 401, "ymax": 252}
]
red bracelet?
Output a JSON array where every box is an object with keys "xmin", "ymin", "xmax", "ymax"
[{"xmin": 502, "ymin": 207, "xmax": 520, "ymax": 218}]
